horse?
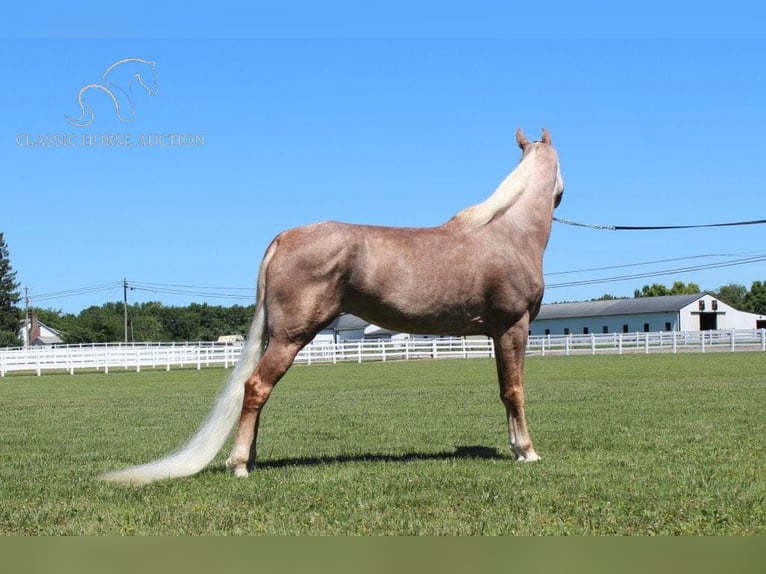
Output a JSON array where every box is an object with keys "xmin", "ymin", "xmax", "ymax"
[
  {"xmin": 100, "ymin": 128, "xmax": 564, "ymax": 484},
  {"xmin": 65, "ymin": 58, "xmax": 158, "ymax": 128}
]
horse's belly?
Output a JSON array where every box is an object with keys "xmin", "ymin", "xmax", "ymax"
[{"xmin": 341, "ymin": 289, "xmax": 492, "ymax": 337}]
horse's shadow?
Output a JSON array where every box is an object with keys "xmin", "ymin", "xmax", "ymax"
[{"xmin": 207, "ymin": 445, "xmax": 503, "ymax": 476}]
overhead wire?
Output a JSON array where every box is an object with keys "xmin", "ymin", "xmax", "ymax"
[{"xmin": 545, "ymin": 253, "xmax": 766, "ymax": 289}]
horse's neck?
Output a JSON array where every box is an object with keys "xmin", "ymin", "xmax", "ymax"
[
  {"xmin": 444, "ymin": 149, "xmax": 557, "ymax": 257},
  {"xmin": 487, "ymin": 167, "xmax": 556, "ymax": 256}
]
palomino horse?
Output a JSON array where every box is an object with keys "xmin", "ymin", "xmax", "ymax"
[{"xmin": 100, "ymin": 128, "xmax": 564, "ymax": 484}]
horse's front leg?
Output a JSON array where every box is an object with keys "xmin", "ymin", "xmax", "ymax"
[{"xmin": 494, "ymin": 321, "xmax": 540, "ymax": 462}]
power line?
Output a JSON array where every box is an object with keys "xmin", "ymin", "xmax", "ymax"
[
  {"xmin": 31, "ymin": 282, "xmax": 123, "ymax": 302},
  {"xmin": 545, "ymin": 253, "xmax": 766, "ymax": 289},
  {"xmin": 546, "ymin": 253, "xmax": 741, "ymax": 276},
  {"xmin": 130, "ymin": 281, "xmax": 254, "ymax": 292},
  {"xmin": 29, "ymin": 281, "xmax": 255, "ymax": 304},
  {"xmin": 130, "ymin": 285, "xmax": 254, "ymax": 301}
]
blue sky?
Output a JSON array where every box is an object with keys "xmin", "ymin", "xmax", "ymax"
[{"xmin": 2, "ymin": 3, "xmax": 766, "ymax": 313}]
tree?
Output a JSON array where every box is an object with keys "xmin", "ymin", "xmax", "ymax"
[
  {"xmin": 669, "ymin": 280, "xmax": 701, "ymax": 295},
  {"xmin": 634, "ymin": 283, "xmax": 669, "ymax": 298},
  {"xmin": 716, "ymin": 283, "xmax": 748, "ymax": 310},
  {"xmin": 634, "ymin": 281, "xmax": 701, "ymax": 298},
  {"xmin": 744, "ymin": 280, "xmax": 766, "ymax": 315},
  {"xmin": 66, "ymin": 303, "xmax": 124, "ymax": 343},
  {"xmin": 0, "ymin": 233, "xmax": 22, "ymax": 347},
  {"xmin": 591, "ymin": 294, "xmax": 627, "ymax": 301}
]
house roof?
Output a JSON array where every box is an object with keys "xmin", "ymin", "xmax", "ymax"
[{"xmin": 536, "ymin": 293, "xmax": 704, "ymax": 321}]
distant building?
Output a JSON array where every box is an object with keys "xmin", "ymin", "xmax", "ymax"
[
  {"xmin": 216, "ymin": 334, "xmax": 244, "ymax": 343},
  {"xmin": 18, "ymin": 312, "xmax": 64, "ymax": 347},
  {"xmin": 316, "ymin": 313, "xmax": 455, "ymax": 343},
  {"xmin": 531, "ymin": 293, "xmax": 766, "ymax": 336}
]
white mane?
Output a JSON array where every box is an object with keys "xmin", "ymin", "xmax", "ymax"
[{"xmin": 451, "ymin": 147, "xmax": 536, "ymax": 228}]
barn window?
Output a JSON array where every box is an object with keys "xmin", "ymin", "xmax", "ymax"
[
  {"xmin": 712, "ymin": 300, "xmax": 718, "ymax": 311},
  {"xmin": 643, "ymin": 323, "xmax": 650, "ymax": 332},
  {"xmin": 665, "ymin": 322, "xmax": 672, "ymax": 331},
  {"xmin": 699, "ymin": 300, "xmax": 706, "ymax": 311},
  {"xmin": 583, "ymin": 327, "xmax": 589, "ymax": 335},
  {"xmin": 544, "ymin": 329, "xmax": 550, "ymax": 335},
  {"xmin": 622, "ymin": 324, "xmax": 629, "ymax": 333},
  {"xmin": 564, "ymin": 328, "xmax": 570, "ymax": 335},
  {"xmin": 602, "ymin": 326, "xmax": 609, "ymax": 333}
]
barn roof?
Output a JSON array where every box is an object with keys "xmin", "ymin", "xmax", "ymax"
[
  {"xmin": 536, "ymin": 293, "xmax": 704, "ymax": 320},
  {"xmin": 328, "ymin": 313, "xmax": 370, "ymax": 331}
]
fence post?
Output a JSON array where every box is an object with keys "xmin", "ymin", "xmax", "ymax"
[
  {"xmin": 644, "ymin": 333, "xmax": 649, "ymax": 354},
  {"xmin": 672, "ymin": 330, "xmax": 677, "ymax": 354},
  {"xmin": 731, "ymin": 330, "xmax": 736, "ymax": 352},
  {"xmin": 762, "ymin": 328, "xmax": 766, "ymax": 352},
  {"xmin": 701, "ymin": 332, "xmax": 705, "ymax": 353},
  {"xmin": 565, "ymin": 336, "xmax": 570, "ymax": 356},
  {"xmin": 590, "ymin": 333, "xmax": 596, "ymax": 355}
]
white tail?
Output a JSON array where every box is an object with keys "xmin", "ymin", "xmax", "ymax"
[{"xmin": 98, "ymin": 245, "xmax": 275, "ymax": 485}]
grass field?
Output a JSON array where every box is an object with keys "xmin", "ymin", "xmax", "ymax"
[{"xmin": 1, "ymin": 353, "xmax": 764, "ymax": 535}]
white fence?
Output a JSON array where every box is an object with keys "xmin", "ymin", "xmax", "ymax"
[{"xmin": 1, "ymin": 329, "xmax": 765, "ymax": 377}]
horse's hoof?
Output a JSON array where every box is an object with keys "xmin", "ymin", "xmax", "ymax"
[{"xmin": 515, "ymin": 451, "xmax": 541, "ymax": 462}]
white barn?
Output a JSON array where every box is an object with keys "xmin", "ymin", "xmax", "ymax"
[{"xmin": 531, "ymin": 293, "xmax": 766, "ymax": 336}]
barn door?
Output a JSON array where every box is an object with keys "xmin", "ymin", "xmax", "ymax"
[{"xmin": 699, "ymin": 312, "xmax": 717, "ymax": 331}]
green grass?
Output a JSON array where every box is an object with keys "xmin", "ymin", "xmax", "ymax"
[{"xmin": 1, "ymin": 353, "xmax": 765, "ymax": 535}]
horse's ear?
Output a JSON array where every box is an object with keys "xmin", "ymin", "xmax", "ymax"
[
  {"xmin": 541, "ymin": 128, "xmax": 551, "ymax": 145},
  {"xmin": 516, "ymin": 128, "xmax": 529, "ymax": 150}
]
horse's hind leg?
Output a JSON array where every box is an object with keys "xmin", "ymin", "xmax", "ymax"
[
  {"xmin": 226, "ymin": 338, "xmax": 303, "ymax": 477},
  {"xmin": 494, "ymin": 321, "xmax": 540, "ymax": 462}
]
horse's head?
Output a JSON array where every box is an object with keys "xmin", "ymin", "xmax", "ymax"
[
  {"xmin": 133, "ymin": 61, "xmax": 159, "ymax": 96},
  {"xmin": 516, "ymin": 128, "xmax": 564, "ymax": 208}
]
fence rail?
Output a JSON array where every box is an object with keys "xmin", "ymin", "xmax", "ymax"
[{"xmin": 2, "ymin": 329, "xmax": 765, "ymax": 377}]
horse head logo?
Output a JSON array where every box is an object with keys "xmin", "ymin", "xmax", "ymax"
[{"xmin": 65, "ymin": 58, "xmax": 158, "ymax": 128}]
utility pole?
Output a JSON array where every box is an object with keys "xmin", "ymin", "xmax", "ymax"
[
  {"xmin": 24, "ymin": 287, "xmax": 30, "ymax": 348},
  {"xmin": 123, "ymin": 278, "xmax": 129, "ymax": 343}
]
